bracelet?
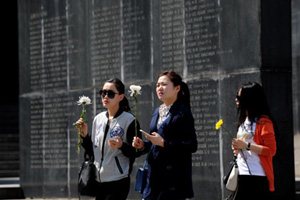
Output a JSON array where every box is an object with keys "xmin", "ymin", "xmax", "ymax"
[{"xmin": 246, "ymin": 142, "xmax": 251, "ymax": 150}]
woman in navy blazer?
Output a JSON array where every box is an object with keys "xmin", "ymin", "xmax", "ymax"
[{"xmin": 133, "ymin": 71, "xmax": 198, "ymax": 200}]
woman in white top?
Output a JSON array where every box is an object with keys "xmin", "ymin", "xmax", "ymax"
[{"xmin": 232, "ymin": 82, "xmax": 276, "ymax": 200}]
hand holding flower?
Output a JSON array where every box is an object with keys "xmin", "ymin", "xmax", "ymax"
[
  {"xmin": 232, "ymin": 138, "xmax": 247, "ymax": 150},
  {"xmin": 132, "ymin": 137, "xmax": 144, "ymax": 150},
  {"xmin": 75, "ymin": 118, "xmax": 88, "ymax": 138}
]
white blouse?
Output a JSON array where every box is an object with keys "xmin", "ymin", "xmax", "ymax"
[
  {"xmin": 157, "ymin": 104, "xmax": 172, "ymax": 130},
  {"xmin": 236, "ymin": 117, "xmax": 266, "ymax": 176}
]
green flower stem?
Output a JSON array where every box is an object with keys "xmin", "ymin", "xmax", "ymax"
[
  {"xmin": 81, "ymin": 104, "xmax": 86, "ymax": 118},
  {"xmin": 78, "ymin": 127, "xmax": 82, "ymax": 153},
  {"xmin": 221, "ymin": 126, "xmax": 235, "ymax": 138},
  {"xmin": 134, "ymin": 95, "xmax": 138, "ymax": 152},
  {"xmin": 77, "ymin": 103, "xmax": 86, "ymax": 154}
]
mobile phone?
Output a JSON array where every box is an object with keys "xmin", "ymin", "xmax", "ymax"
[
  {"xmin": 109, "ymin": 137, "xmax": 118, "ymax": 142},
  {"xmin": 140, "ymin": 129, "xmax": 149, "ymax": 135}
]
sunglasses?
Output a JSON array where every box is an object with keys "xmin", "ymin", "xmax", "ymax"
[{"xmin": 99, "ymin": 90, "xmax": 119, "ymax": 99}]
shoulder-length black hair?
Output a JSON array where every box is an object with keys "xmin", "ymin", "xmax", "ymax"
[
  {"xmin": 237, "ymin": 82, "xmax": 271, "ymax": 126},
  {"xmin": 158, "ymin": 70, "xmax": 191, "ymax": 109},
  {"xmin": 105, "ymin": 78, "xmax": 131, "ymax": 112}
]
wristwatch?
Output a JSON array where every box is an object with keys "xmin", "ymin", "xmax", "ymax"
[{"xmin": 246, "ymin": 142, "xmax": 251, "ymax": 150}]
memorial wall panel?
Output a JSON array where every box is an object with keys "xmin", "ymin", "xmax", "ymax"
[
  {"xmin": 160, "ymin": 0, "xmax": 185, "ymax": 74},
  {"xmin": 123, "ymin": 0, "xmax": 151, "ymax": 81},
  {"xmin": 90, "ymin": 0, "xmax": 121, "ymax": 86}
]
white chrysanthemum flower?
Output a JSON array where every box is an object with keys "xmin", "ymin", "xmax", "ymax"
[
  {"xmin": 129, "ymin": 85, "xmax": 142, "ymax": 152},
  {"xmin": 129, "ymin": 85, "xmax": 142, "ymax": 97},
  {"xmin": 77, "ymin": 96, "xmax": 92, "ymax": 105},
  {"xmin": 74, "ymin": 95, "xmax": 91, "ymax": 153}
]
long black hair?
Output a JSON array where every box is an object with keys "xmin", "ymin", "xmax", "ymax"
[
  {"xmin": 158, "ymin": 71, "xmax": 191, "ymax": 109},
  {"xmin": 105, "ymin": 78, "xmax": 131, "ymax": 112},
  {"xmin": 237, "ymin": 82, "xmax": 271, "ymax": 126}
]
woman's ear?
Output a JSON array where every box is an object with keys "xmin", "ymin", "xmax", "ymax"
[
  {"xmin": 175, "ymin": 85, "xmax": 181, "ymax": 93},
  {"xmin": 119, "ymin": 93, "xmax": 125, "ymax": 101}
]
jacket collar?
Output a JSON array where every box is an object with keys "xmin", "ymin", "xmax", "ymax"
[
  {"xmin": 105, "ymin": 108, "xmax": 123, "ymax": 119},
  {"xmin": 152, "ymin": 101, "xmax": 182, "ymax": 136}
]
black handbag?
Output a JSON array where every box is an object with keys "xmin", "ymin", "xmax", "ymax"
[{"xmin": 78, "ymin": 152, "xmax": 96, "ymax": 197}]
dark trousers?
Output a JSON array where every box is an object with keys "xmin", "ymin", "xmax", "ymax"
[
  {"xmin": 95, "ymin": 177, "xmax": 130, "ymax": 200},
  {"xmin": 235, "ymin": 175, "xmax": 271, "ymax": 200}
]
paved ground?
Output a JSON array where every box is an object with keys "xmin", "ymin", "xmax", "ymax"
[
  {"xmin": 10, "ymin": 198, "xmax": 111, "ymax": 200},
  {"xmin": 7, "ymin": 198, "xmax": 136, "ymax": 200}
]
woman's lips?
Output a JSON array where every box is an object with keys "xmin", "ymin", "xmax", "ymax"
[
  {"xmin": 103, "ymin": 99, "xmax": 109, "ymax": 104},
  {"xmin": 158, "ymin": 92, "xmax": 163, "ymax": 96}
]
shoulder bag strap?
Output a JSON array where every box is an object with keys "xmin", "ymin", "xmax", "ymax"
[{"xmin": 239, "ymin": 150, "xmax": 252, "ymax": 175}]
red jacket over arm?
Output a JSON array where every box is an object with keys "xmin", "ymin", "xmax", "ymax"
[{"xmin": 253, "ymin": 116, "xmax": 277, "ymax": 191}]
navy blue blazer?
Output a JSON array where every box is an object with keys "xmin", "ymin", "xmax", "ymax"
[{"xmin": 142, "ymin": 101, "xmax": 198, "ymax": 199}]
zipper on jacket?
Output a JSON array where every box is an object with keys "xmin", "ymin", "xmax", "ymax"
[
  {"xmin": 115, "ymin": 156, "xmax": 124, "ymax": 174},
  {"xmin": 98, "ymin": 122, "xmax": 110, "ymax": 181}
]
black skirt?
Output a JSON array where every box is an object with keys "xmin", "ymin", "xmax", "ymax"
[{"xmin": 235, "ymin": 175, "xmax": 270, "ymax": 200}]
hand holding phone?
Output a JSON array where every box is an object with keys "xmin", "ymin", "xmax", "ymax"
[
  {"xmin": 140, "ymin": 129, "xmax": 152, "ymax": 141},
  {"xmin": 109, "ymin": 137, "xmax": 118, "ymax": 142},
  {"xmin": 139, "ymin": 130, "xmax": 164, "ymax": 147},
  {"xmin": 140, "ymin": 129, "xmax": 150, "ymax": 135},
  {"xmin": 108, "ymin": 137, "xmax": 122, "ymax": 150}
]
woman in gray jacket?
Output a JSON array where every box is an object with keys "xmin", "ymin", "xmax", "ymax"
[{"xmin": 76, "ymin": 78, "xmax": 142, "ymax": 200}]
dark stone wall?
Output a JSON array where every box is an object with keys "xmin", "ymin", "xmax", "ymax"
[
  {"xmin": 292, "ymin": 0, "xmax": 300, "ymax": 198},
  {"xmin": 261, "ymin": 1, "xmax": 295, "ymax": 199},
  {"xmin": 18, "ymin": 0, "xmax": 295, "ymax": 199}
]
